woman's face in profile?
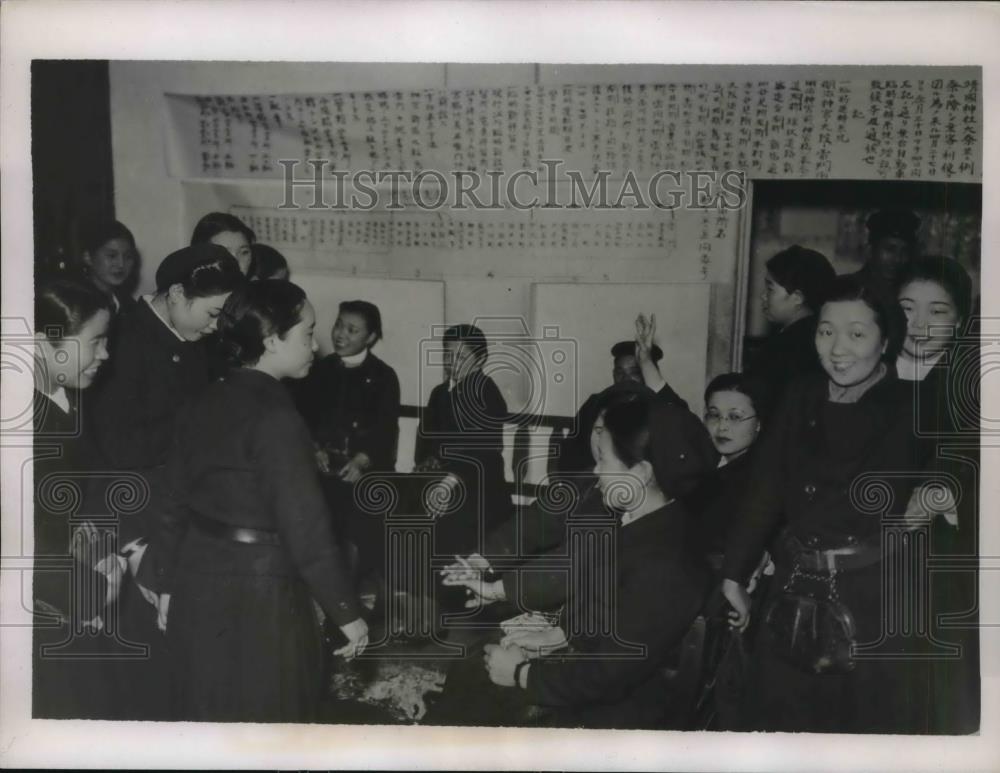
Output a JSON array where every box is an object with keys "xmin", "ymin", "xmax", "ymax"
[{"xmin": 592, "ymin": 415, "xmax": 644, "ymax": 511}]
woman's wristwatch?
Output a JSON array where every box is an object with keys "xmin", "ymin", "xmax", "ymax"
[{"xmin": 514, "ymin": 660, "xmax": 530, "ymax": 689}]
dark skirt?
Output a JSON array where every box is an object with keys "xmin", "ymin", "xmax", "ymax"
[
  {"xmin": 167, "ymin": 527, "xmax": 325, "ymax": 723},
  {"xmin": 741, "ymin": 557, "xmax": 935, "ymax": 734}
]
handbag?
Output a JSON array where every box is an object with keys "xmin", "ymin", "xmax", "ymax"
[{"xmin": 762, "ymin": 563, "xmax": 857, "ymax": 675}]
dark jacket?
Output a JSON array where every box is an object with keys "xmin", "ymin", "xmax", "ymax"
[
  {"xmin": 90, "ymin": 298, "xmax": 213, "ymax": 471},
  {"xmin": 557, "ymin": 378, "xmax": 690, "ymax": 475},
  {"xmin": 723, "ymin": 370, "xmax": 930, "ymax": 585},
  {"xmin": 146, "ymin": 367, "xmax": 360, "ymax": 626},
  {"xmin": 744, "ymin": 315, "xmax": 822, "ymax": 414},
  {"xmin": 295, "ymin": 351, "xmax": 401, "ymax": 471},
  {"xmin": 523, "ymin": 501, "xmax": 709, "ymax": 729},
  {"xmin": 684, "ymin": 449, "xmax": 756, "ymax": 558},
  {"xmin": 415, "ymin": 370, "xmax": 510, "ymax": 535},
  {"xmin": 33, "ymin": 389, "xmax": 108, "ymax": 624}
]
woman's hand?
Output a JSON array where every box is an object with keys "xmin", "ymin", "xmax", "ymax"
[
  {"xmin": 905, "ymin": 483, "xmax": 959, "ymax": 527},
  {"xmin": 439, "ymin": 553, "xmax": 491, "ymax": 582},
  {"xmin": 315, "ymin": 448, "xmax": 332, "ymax": 475},
  {"xmin": 94, "ymin": 553, "xmax": 127, "ymax": 606},
  {"xmin": 722, "ymin": 578, "xmax": 751, "ymax": 631},
  {"xmin": 70, "ymin": 522, "xmax": 107, "ymax": 569},
  {"xmin": 500, "ymin": 624, "xmax": 568, "ymax": 658},
  {"xmin": 338, "ymin": 453, "xmax": 371, "ymax": 484},
  {"xmin": 634, "ymin": 313, "xmax": 657, "ymax": 362},
  {"xmin": 335, "ymin": 617, "xmax": 370, "ymax": 660},
  {"xmin": 156, "ymin": 593, "xmax": 171, "ymax": 633},
  {"xmin": 424, "ymin": 473, "xmax": 460, "ymax": 519},
  {"xmin": 484, "ymin": 643, "xmax": 527, "ymax": 687}
]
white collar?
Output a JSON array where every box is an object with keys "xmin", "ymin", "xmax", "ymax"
[
  {"xmin": 142, "ymin": 295, "xmax": 186, "ymax": 342},
  {"xmin": 340, "ymin": 348, "xmax": 368, "ymax": 368},
  {"xmin": 45, "ymin": 386, "xmax": 70, "ymax": 414},
  {"xmin": 620, "ymin": 498, "xmax": 673, "ymax": 527},
  {"xmin": 896, "ymin": 350, "xmax": 946, "ymax": 382}
]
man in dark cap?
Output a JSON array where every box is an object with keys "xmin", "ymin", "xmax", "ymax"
[
  {"xmin": 557, "ymin": 339, "xmax": 689, "ymax": 475},
  {"xmin": 859, "ymin": 208, "xmax": 921, "ymax": 290}
]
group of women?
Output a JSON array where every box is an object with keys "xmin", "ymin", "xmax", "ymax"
[{"xmin": 32, "ymin": 209, "xmax": 978, "ymax": 732}]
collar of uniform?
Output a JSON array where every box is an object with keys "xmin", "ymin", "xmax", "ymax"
[
  {"xmin": 340, "ymin": 349, "xmax": 368, "ymax": 368},
  {"xmin": 618, "ymin": 499, "xmax": 685, "ymax": 548},
  {"xmin": 141, "ymin": 295, "xmax": 187, "ymax": 343},
  {"xmin": 896, "ymin": 349, "xmax": 947, "ymax": 382},
  {"xmin": 43, "ymin": 386, "xmax": 71, "ymax": 414},
  {"xmin": 828, "ymin": 362, "xmax": 888, "ymax": 404},
  {"xmin": 226, "ymin": 366, "xmax": 293, "ymax": 401}
]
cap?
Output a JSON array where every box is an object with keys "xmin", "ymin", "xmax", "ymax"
[
  {"xmin": 155, "ymin": 243, "xmax": 237, "ymax": 291},
  {"xmin": 866, "ymin": 209, "xmax": 920, "ymax": 245},
  {"xmin": 611, "ymin": 340, "xmax": 663, "ymax": 364}
]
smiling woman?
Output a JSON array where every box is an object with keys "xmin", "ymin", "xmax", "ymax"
[{"xmin": 720, "ymin": 273, "xmax": 945, "ymax": 733}]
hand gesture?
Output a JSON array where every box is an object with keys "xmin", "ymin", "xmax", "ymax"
[
  {"xmin": 335, "ymin": 616, "xmax": 369, "ymax": 660},
  {"xmin": 634, "ymin": 312, "xmax": 657, "ymax": 362},
  {"xmin": 424, "ymin": 473, "xmax": 460, "ymax": 519},
  {"xmin": 483, "ymin": 643, "xmax": 526, "ymax": 687},
  {"xmin": 439, "ymin": 553, "xmax": 491, "ymax": 582},
  {"xmin": 500, "ymin": 624, "xmax": 568, "ymax": 658},
  {"xmin": 905, "ymin": 483, "xmax": 958, "ymax": 527},
  {"xmin": 315, "ymin": 448, "xmax": 332, "ymax": 475},
  {"xmin": 722, "ymin": 578, "xmax": 751, "ymax": 631},
  {"xmin": 70, "ymin": 522, "xmax": 110, "ymax": 569},
  {"xmin": 441, "ymin": 554, "xmax": 504, "ymax": 608},
  {"xmin": 338, "ymin": 457, "xmax": 365, "ymax": 484},
  {"xmin": 156, "ymin": 593, "xmax": 171, "ymax": 633}
]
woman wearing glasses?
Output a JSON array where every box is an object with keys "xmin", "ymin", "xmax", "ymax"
[{"xmin": 685, "ymin": 374, "xmax": 765, "ymax": 563}]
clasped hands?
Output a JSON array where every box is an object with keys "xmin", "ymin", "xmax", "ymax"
[
  {"xmin": 316, "ymin": 448, "xmax": 371, "ymax": 483},
  {"xmin": 439, "ymin": 553, "xmax": 505, "ymax": 607}
]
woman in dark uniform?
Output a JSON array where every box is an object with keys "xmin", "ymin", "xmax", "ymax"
[
  {"xmin": 745, "ymin": 245, "xmax": 836, "ymax": 411},
  {"xmin": 415, "ymin": 323, "xmax": 511, "ymax": 555},
  {"xmin": 722, "ymin": 274, "xmax": 938, "ymax": 734},
  {"xmin": 190, "ymin": 211, "xmax": 255, "ymax": 275},
  {"xmin": 77, "ymin": 219, "xmax": 139, "ymax": 316},
  {"xmin": 295, "ymin": 300, "xmax": 400, "ymax": 573},
  {"xmin": 896, "ymin": 255, "xmax": 979, "ymax": 734},
  {"xmin": 88, "ymin": 243, "xmax": 243, "ymax": 719},
  {"xmin": 148, "ymin": 280, "xmax": 367, "ymax": 722},
  {"xmin": 32, "ymin": 277, "xmax": 119, "ymax": 718},
  {"xmin": 432, "ymin": 392, "xmax": 711, "ymax": 729},
  {"xmin": 685, "ymin": 372, "xmax": 765, "ymax": 565}
]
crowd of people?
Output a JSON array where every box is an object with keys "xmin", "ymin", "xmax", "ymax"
[{"xmin": 31, "ymin": 207, "xmax": 979, "ymax": 732}]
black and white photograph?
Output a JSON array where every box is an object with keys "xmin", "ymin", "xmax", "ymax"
[{"xmin": 1, "ymin": 2, "xmax": 998, "ymax": 770}]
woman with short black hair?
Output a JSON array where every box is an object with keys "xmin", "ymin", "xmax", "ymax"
[
  {"xmin": 721, "ymin": 273, "xmax": 940, "ymax": 733},
  {"xmin": 148, "ymin": 280, "xmax": 367, "ymax": 722}
]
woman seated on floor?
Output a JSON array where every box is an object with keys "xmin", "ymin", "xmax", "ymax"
[{"xmin": 427, "ymin": 391, "xmax": 712, "ymax": 729}]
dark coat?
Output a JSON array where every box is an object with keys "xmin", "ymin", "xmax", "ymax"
[
  {"xmin": 415, "ymin": 370, "xmax": 512, "ymax": 544},
  {"xmin": 684, "ymin": 449, "xmax": 756, "ymax": 558},
  {"xmin": 88, "ymin": 299, "xmax": 214, "ymax": 545},
  {"xmin": 743, "ymin": 314, "xmax": 822, "ymax": 414},
  {"xmin": 556, "ymin": 379, "xmax": 690, "ymax": 475},
  {"xmin": 721, "ymin": 370, "xmax": 943, "ymax": 733},
  {"xmin": 904, "ymin": 352, "xmax": 981, "ymax": 734},
  {"xmin": 295, "ymin": 351, "xmax": 401, "ymax": 471},
  {"xmin": 522, "ymin": 502, "xmax": 709, "ymax": 729},
  {"xmin": 146, "ymin": 368, "xmax": 361, "ymax": 722},
  {"xmin": 32, "ymin": 389, "xmax": 120, "ymax": 719}
]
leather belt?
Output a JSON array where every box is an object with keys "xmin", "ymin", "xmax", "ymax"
[
  {"xmin": 778, "ymin": 531, "xmax": 885, "ymax": 573},
  {"xmin": 191, "ymin": 512, "xmax": 280, "ymax": 546}
]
